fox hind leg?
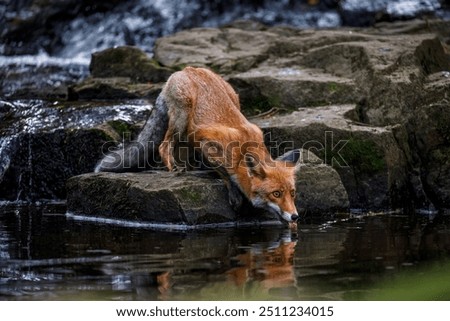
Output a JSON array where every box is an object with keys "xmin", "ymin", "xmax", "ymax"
[
  {"xmin": 159, "ymin": 116, "xmax": 187, "ymax": 171},
  {"xmin": 159, "ymin": 132, "xmax": 177, "ymax": 171}
]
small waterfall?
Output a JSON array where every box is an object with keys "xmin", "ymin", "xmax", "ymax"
[
  {"xmin": 56, "ymin": 0, "xmax": 341, "ymax": 60},
  {"xmin": 0, "ymin": 136, "xmax": 15, "ymax": 183}
]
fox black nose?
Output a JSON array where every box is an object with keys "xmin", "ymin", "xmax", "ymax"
[{"xmin": 291, "ymin": 214, "xmax": 299, "ymax": 221}]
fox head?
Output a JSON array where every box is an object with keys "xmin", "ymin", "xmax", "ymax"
[{"xmin": 244, "ymin": 149, "xmax": 301, "ymax": 223}]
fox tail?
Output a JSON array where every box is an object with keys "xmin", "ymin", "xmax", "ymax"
[{"xmin": 94, "ymin": 94, "xmax": 168, "ymax": 173}]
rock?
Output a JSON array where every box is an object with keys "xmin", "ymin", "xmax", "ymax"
[
  {"xmin": 252, "ymin": 105, "xmax": 409, "ymax": 210},
  {"xmin": 229, "ymin": 66, "xmax": 361, "ymax": 112},
  {"xmin": 152, "ymin": 20, "xmax": 449, "ymax": 103},
  {"xmin": 68, "ymin": 77, "xmax": 164, "ymax": 100},
  {"xmin": 0, "ymin": 100, "xmax": 152, "ymax": 201},
  {"xmin": 68, "ymin": 46, "xmax": 172, "ymax": 100},
  {"xmin": 2, "ymin": 0, "xmax": 448, "ymax": 57},
  {"xmin": 291, "ymin": 31, "xmax": 443, "ymax": 126},
  {"xmin": 153, "ymin": 22, "xmax": 449, "ymax": 119},
  {"xmin": 409, "ymin": 72, "xmax": 450, "ymax": 208},
  {"xmin": 424, "ymin": 147, "xmax": 450, "ymax": 209},
  {"xmin": 0, "ymin": 129, "xmax": 111, "ymax": 201},
  {"xmin": 296, "ymin": 149, "xmax": 349, "ymax": 218},
  {"xmin": 415, "ymin": 38, "xmax": 450, "ymax": 75},
  {"xmin": 356, "ymin": 36, "xmax": 449, "ymax": 126},
  {"xmin": 154, "ymin": 27, "xmax": 278, "ymax": 73},
  {"xmin": 66, "ymin": 151, "xmax": 349, "ymax": 225},
  {"xmin": 66, "ymin": 171, "xmax": 238, "ymax": 225},
  {"xmin": 89, "ymin": 46, "xmax": 173, "ymax": 83}
]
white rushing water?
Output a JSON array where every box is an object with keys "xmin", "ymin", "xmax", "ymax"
[
  {"xmin": 55, "ymin": 0, "xmax": 341, "ymax": 60},
  {"xmin": 1, "ymin": 100, "xmax": 152, "ymax": 135}
]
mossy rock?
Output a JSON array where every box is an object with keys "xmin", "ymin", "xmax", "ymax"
[
  {"xmin": 252, "ymin": 105, "xmax": 409, "ymax": 210},
  {"xmin": 229, "ymin": 67, "xmax": 360, "ymax": 112},
  {"xmin": 67, "ymin": 77, "xmax": 164, "ymax": 100},
  {"xmin": 321, "ymin": 137, "xmax": 386, "ymax": 174},
  {"xmin": 106, "ymin": 120, "xmax": 143, "ymax": 140},
  {"xmin": 90, "ymin": 46, "xmax": 174, "ymax": 83},
  {"xmin": 66, "ymin": 171, "xmax": 239, "ymax": 225},
  {"xmin": 66, "ymin": 157, "xmax": 351, "ymax": 226},
  {"xmin": 0, "ymin": 128, "xmax": 116, "ymax": 201}
]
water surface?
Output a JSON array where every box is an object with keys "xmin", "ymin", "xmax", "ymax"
[{"xmin": 0, "ymin": 204, "xmax": 449, "ymax": 300}]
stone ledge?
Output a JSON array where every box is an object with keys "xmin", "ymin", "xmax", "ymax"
[{"xmin": 66, "ymin": 150, "xmax": 349, "ymax": 226}]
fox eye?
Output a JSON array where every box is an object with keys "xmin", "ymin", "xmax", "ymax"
[{"xmin": 272, "ymin": 191, "xmax": 282, "ymax": 198}]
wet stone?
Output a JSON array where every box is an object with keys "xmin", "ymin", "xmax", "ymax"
[
  {"xmin": 89, "ymin": 46, "xmax": 174, "ymax": 84},
  {"xmin": 0, "ymin": 100, "xmax": 152, "ymax": 201},
  {"xmin": 66, "ymin": 150, "xmax": 349, "ymax": 226},
  {"xmin": 253, "ymin": 105, "xmax": 409, "ymax": 211},
  {"xmin": 66, "ymin": 171, "xmax": 239, "ymax": 226}
]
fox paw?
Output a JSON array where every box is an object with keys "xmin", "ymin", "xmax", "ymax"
[{"xmin": 171, "ymin": 165, "xmax": 186, "ymax": 173}]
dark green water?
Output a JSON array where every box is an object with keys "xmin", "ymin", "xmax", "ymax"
[{"xmin": 0, "ymin": 204, "xmax": 449, "ymax": 300}]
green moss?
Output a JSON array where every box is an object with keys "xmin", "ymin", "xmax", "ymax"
[
  {"xmin": 107, "ymin": 120, "xmax": 134, "ymax": 138},
  {"xmin": 328, "ymin": 82, "xmax": 338, "ymax": 92},
  {"xmin": 87, "ymin": 127, "xmax": 116, "ymax": 141},
  {"xmin": 306, "ymin": 100, "xmax": 330, "ymax": 107},
  {"xmin": 342, "ymin": 137, "xmax": 386, "ymax": 173},
  {"xmin": 207, "ymin": 63, "xmax": 222, "ymax": 74},
  {"xmin": 241, "ymin": 95, "xmax": 283, "ymax": 116},
  {"xmin": 178, "ymin": 187, "xmax": 202, "ymax": 204},
  {"xmin": 147, "ymin": 58, "xmax": 163, "ymax": 67},
  {"xmin": 320, "ymin": 137, "xmax": 385, "ymax": 174},
  {"xmin": 172, "ymin": 63, "xmax": 188, "ymax": 71}
]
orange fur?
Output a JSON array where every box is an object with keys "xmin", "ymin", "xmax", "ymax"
[
  {"xmin": 227, "ymin": 241, "xmax": 296, "ymax": 290},
  {"xmin": 158, "ymin": 67, "xmax": 300, "ymax": 223}
]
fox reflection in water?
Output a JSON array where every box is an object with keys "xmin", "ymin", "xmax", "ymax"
[
  {"xmin": 227, "ymin": 239, "xmax": 296, "ymax": 292},
  {"xmin": 135, "ymin": 271, "xmax": 172, "ymax": 300},
  {"xmin": 133, "ymin": 232, "xmax": 297, "ymax": 300}
]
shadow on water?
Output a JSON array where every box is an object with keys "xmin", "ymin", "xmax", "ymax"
[{"xmin": 0, "ymin": 204, "xmax": 449, "ymax": 300}]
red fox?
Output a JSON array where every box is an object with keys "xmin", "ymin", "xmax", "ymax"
[{"xmin": 96, "ymin": 67, "xmax": 301, "ymax": 223}]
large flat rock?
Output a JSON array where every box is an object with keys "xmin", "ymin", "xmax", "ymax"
[
  {"xmin": 66, "ymin": 171, "xmax": 238, "ymax": 226},
  {"xmin": 154, "ymin": 27, "xmax": 278, "ymax": 74},
  {"xmin": 229, "ymin": 67, "xmax": 360, "ymax": 112},
  {"xmin": 66, "ymin": 150, "xmax": 349, "ymax": 226}
]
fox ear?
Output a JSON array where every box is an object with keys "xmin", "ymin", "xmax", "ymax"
[
  {"xmin": 245, "ymin": 153, "xmax": 266, "ymax": 179},
  {"xmin": 277, "ymin": 149, "xmax": 302, "ymax": 171}
]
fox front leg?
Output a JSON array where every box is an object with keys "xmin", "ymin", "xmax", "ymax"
[
  {"xmin": 198, "ymin": 138, "xmax": 244, "ymax": 211},
  {"xmin": 216, "ymin": 174, "xmax": 244, "ymax": 212}
]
